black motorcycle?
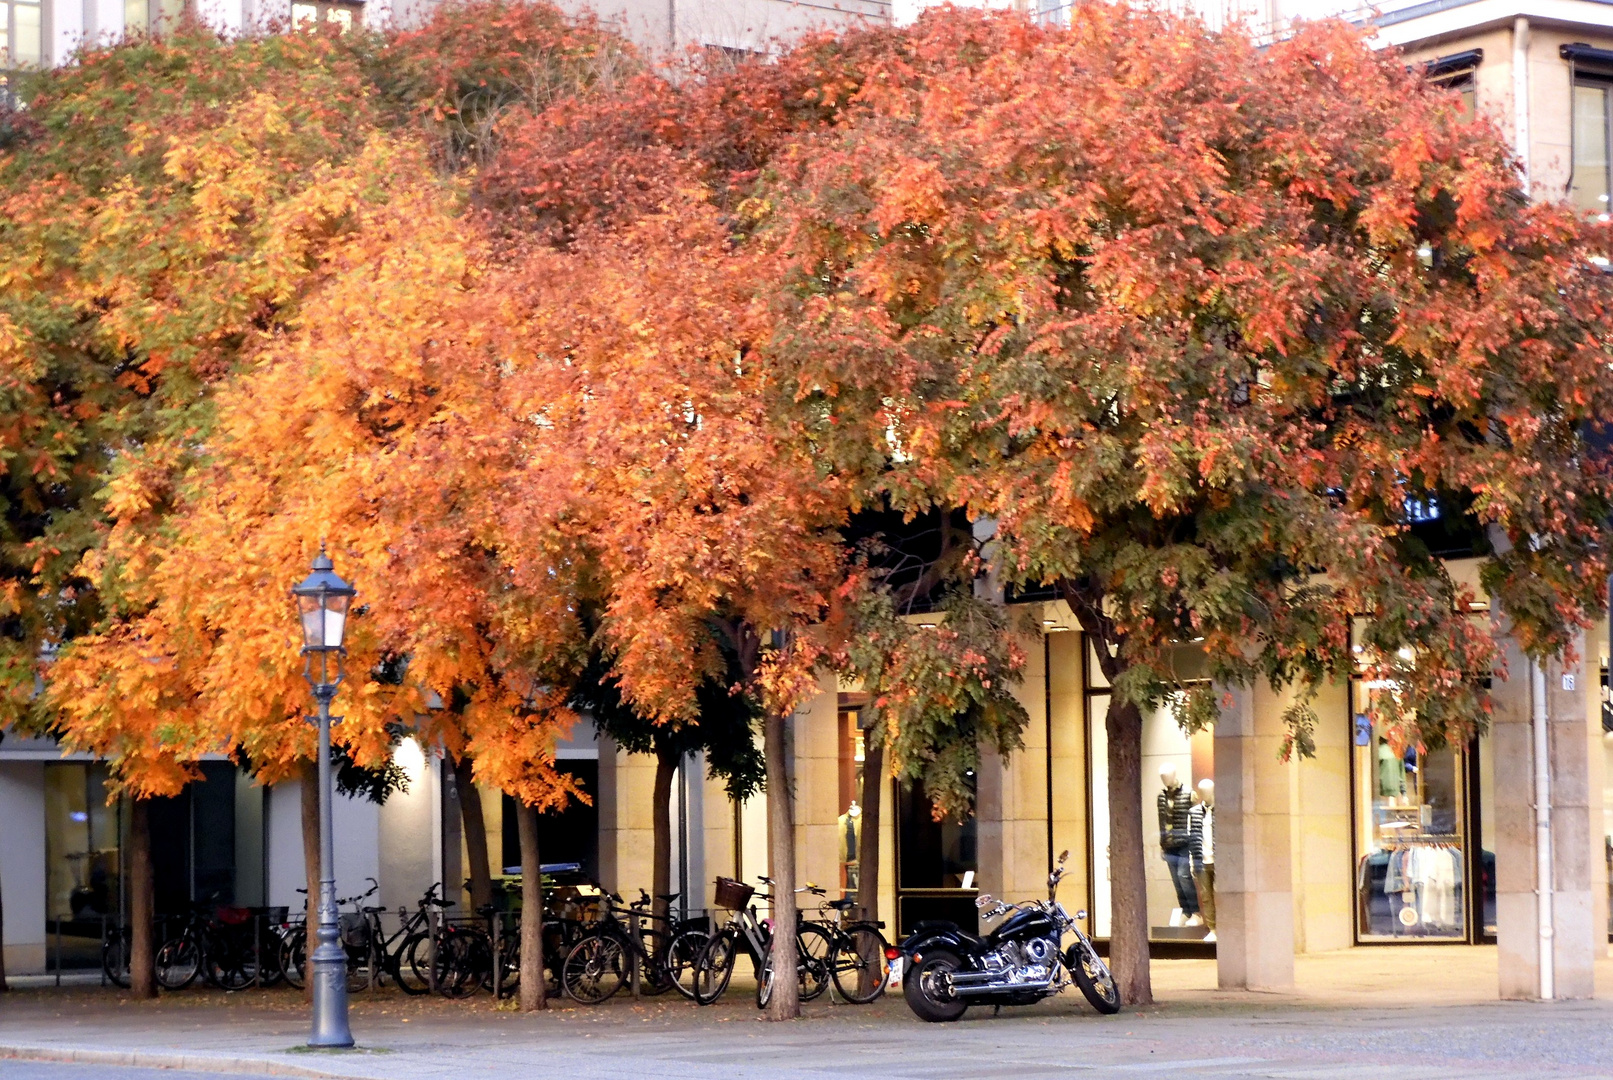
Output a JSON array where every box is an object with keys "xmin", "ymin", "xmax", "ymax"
[{"xmin": 897, "ymin": 850, "xmax": 1120, "ymax": 1022}]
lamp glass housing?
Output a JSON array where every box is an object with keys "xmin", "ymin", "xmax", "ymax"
[{"xmin": 292, "ymin": 552, "xmax": 356, "ymax": 653}]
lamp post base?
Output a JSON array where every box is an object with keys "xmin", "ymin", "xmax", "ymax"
[{"xmin": 308, "ymin": 943, "xmax": 354, "ymax": 1048}]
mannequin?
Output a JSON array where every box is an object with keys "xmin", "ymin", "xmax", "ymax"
[
  {"xmin": 838, "ymin": 801, "xmax": 862, "ymax": 888},
  {"xmin": 1188, "ymin": 778, "xmax": 1215, "ymax": 940},
  {"xmin": 1157, "ymin": 763, "xmax": 1198, "ymax": 922}
]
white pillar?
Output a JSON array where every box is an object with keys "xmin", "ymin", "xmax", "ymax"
[{"xmin": 1214, "ymin": 681, "xmax": 1296, "ymax": 991}]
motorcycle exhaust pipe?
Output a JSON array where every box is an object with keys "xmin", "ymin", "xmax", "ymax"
[{"xmin": 951, "ymin": 976, "xmax": 1055, "ymax": 998}]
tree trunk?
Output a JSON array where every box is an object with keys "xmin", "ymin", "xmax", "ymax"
[
  {"xmin": 454, "ymin": 756, "xmax": 494, "ymax": 914},
  {"xmin": 1106, "ymin": 695, "xmax": 1153, "ymax": 1006},
  {"xmin": 855, "ymin": 734, "xmax": 883, "ymax": 923},
  {"xmin": 762, "ymin": 706, "xmax": 799, "ymax": 1020},
  {"xmin": 853, "ymin": 732, "xmax": 885, "ymax": 998},
  {"xmin": 516, "ymin": 801, "xmax": 546, "ymax": 1011},
  {"xmin": 298, "ymin": 760, "xmax": 323, "ymax": 1001},
  {"xmin": 128, "ymin": 797, "xmax": 156, "ymax": 999},
  {"xmin": 651, "ymin": 745, "xmax": 679, "ymax": 927}
]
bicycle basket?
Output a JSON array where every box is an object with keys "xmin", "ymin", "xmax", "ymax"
[
  {"xmin": 713, "ymin": 876, "xmax": 754, "ymax": 910},
  {"xmin": 339, "ymin": 912, "xmax": 368, "ymax": 949}
]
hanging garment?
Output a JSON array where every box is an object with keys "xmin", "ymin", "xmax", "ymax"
[
  {"xmin": 1377, "ymin": 741, "xmax": 1407, "ymax": 798},
  {"xmin": 1421, "ymin": 846, "xmax": 1459, "ymax": 929}
]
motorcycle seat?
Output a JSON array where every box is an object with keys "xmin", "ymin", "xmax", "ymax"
[{"xmin": 909, "ymin": 920, "xmax": 984, "ymax": 947}]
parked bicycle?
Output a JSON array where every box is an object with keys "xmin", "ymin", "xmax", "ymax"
[
  {"xmin": 281, "ymin": 879, "xmax": 384, "ymax": 992},
  {"xmin": 151, "ymin": 900, "xmax": 282, "ymax": 991},
  {"xmin": 692, "ymin": 876, "xmax": 831, "ymax": 1008},
  {"xmin": 800, "ymin": 884, "xmax": 892, "ymax": 1004},
  {"xmin": 560, "ymin": 889, "xmax": 708, "ymax": 1004}
]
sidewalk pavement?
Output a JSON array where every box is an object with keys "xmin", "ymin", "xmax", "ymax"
[{"xmin": 4, "ymin": 948, "xmax": 1613, "ymax": 1079}]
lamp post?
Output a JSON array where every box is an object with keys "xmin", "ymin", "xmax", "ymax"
[{"xmin": 293, "ymin": 546, "xmax": 356, "ymax": 1049}]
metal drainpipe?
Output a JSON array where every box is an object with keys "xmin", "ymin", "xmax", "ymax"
[
  {"xmin": 1514, "ymin": 17, "xmax": 1532, "ymax": 191},
  {"xmin": 1532, "ymin": 659, "xmax": 1555, "ymax": 1001}
]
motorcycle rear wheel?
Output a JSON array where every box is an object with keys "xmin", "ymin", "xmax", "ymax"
[
  {"xmin": 1067, "ymin": 942, "xmax": 1121, "ymax": 1014},
  {"xmin": 902, "ymin": 949, "xmax": 967, "ymax": 1023}
]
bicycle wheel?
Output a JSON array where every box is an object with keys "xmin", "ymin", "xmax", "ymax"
[
  {"xmin": 478, "ymin": 928, "xmax": 520, "ymax": 997},
  {"xmin": 665, "ymin": 928, "xmax": 709, "ymax": 1001},
  {"xmin": 796, "ymin": 923, "xmax": 833, "ymax": 1002},
  {"xmin": 400, "ymin": 931, "xmax": 459, "ymax": 995},
  {"xmin": 102, "ymin": 927, "xmax": 131, "ymax": 989},
  {"xmin": 436, "ymin": 928, "xmax": 483, "ymax": 998},
  {"xmin": 634, "ymin": 927, "xmax": 675, "ymax": 996},
  {"xmin": 831, "ymin": 924, "xmax": 891, "ymax": 1004},
  {"xmin": 755, "ymin": 954, "xmax": 774, "ymax": 1010},
  {"xmin": 692, "ymin": 929, "xmax": 738, "ymax": 1005},
  {"xmin": 562, "ymin": 933, "xmax": 628, "ymax": 1004},
  {"xmin": 205, "ymin": 946, "xmax": 255, "ymax": 991},
  {"xmin": 389, "ymin": 933, "xmax": 430, "ymax": 995},
  {"xmin": 280, "ymin": 927, "xmax": 307, "ymax": 990},
  {"xmin": 155, "ymin": 934, "xmax": 201, "ymax": 991}
]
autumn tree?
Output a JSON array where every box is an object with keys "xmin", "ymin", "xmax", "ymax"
[
  {"xmin": 753, "ymin": 6, "xmax": 1613, "ymax": 1004},
  {"xmin": 10, "ymin": 2, "xmax": 627, "ymax": 997},
  {"xmin": 572, "ymin": 644, "xmax": 765, "ymax": 925}
]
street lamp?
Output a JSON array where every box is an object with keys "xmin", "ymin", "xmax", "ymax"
[{"xmin": 293, "ymin": 545, "xmax": 356, "ymax": 1049}]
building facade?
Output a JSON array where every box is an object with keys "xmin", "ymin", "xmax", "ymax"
[{"xmin": 5, "ymin": 0, "xmax": 1613, "ymax": 1001}]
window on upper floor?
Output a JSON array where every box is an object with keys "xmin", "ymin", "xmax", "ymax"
[
  {"xmin": 1572, "ymin": 75, "xmax": 1613, "ymax": 219},
  {"xmin": 1426, "ymin": 49, "xmax": 1480, "ymax": 122},
  {"xmin": 123, "ymin": 0, "xmax": 185, "ymax": 36},
  {"xmin": 291, "ymin": 0, "xmax": 362, "ymax": 33},
  {"xmin": 2, "ymin": 0, "xmax": 43, "ymax": 70}
]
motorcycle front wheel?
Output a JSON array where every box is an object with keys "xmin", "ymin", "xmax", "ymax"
[
  {"xmin": 1067, "ymin": 941, "xmax": 1121, "ymax": 1014},
  {"xmin": 902, "ymin": 948, "xmax": 967, "ymax": 1023}
]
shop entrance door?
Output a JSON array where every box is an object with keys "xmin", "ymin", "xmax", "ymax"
[{"xmin": 894, "ymin": 776, "xmax": 978, "ymax": 937}]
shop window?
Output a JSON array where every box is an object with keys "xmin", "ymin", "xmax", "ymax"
[
  {"xmin": 1572, "ymin": 75, "xmax": 1613, "ymax": 219},
  {"xmin": 44, "ymin": 763, "xmax": 122, "ymax": 969},
  {"xmin": 1349, "ymin": 618, "xmax": 1492, "ymax": 942},
  {"xmin": 1085, "ymin": 634, "xmax": 1215, "ymax": 944},
  {"xmin": 837, "ymin": 705, "xmax": 867, "ymax": 895},
  {"xmin": 291, "ymin": 0, "xmax": 362, "ymax": 32}
]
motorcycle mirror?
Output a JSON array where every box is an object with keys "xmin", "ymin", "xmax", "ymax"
[
  {"xmin": 974, "ymin": 894, "xmax": 994, "ymax": 909},
  {"xmin": 1058, "ymin": 849, "xmax": 1070, "ymax": 864},
  {"xmin": 1076, "ymin": 909, "xmax": 1088, "ymax": 921}
]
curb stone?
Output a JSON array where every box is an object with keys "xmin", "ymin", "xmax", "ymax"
[{"xmin": 0, "ymin": 1044, "xmax": 381, "ymax": 1079}]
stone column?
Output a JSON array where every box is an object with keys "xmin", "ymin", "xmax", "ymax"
[
  {"xmin": 1214, "ymin": 681, "xmax": 1296, "ymax": 991},
  {"xmin": 1493, "ymin": 631, "xmax": 1598, "ymax": 999}
]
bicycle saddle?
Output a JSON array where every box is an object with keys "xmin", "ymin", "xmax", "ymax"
[
  {"xmin": 657, "ymin": 892, "xmax": 681, "ymax": 902},
  {"xmin": 826, "ymin": 898, "xmax": 857, "ymax": 911},
  {"xmin": 363, "ymin": 906, "xmax": 386, "ymax": 914}
]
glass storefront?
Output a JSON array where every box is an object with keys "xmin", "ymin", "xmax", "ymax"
[
  {"xmin": 1348, "ymin": 615, "xmax": 1494, "ymax": 944},
  {"xmin": 1085, "ymin": 638, "xmax": 1216, "ymax": 944},
  {"xmin": 45, "ymin": 763, "xmax": 122, "ymax": 925},
  {"xmin": 837, "ymin": 704, "xmax": 867, "ymax": 895},
  {"xmin": 44, "ymin": 762, "xmax": 123, "ymax": 969},
  {"xmin": 1350, "ymin": 681, "xmax": 1470, "ymax": 940}
]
